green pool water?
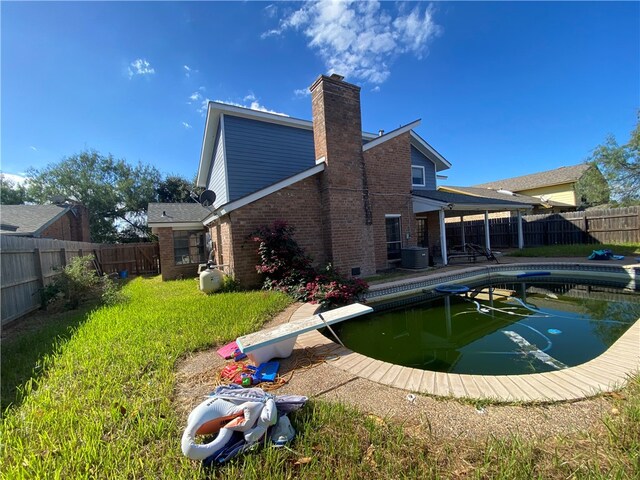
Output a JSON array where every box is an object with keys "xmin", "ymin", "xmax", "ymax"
[{"xmin": 326, "ymin": 279, "xmax": 640, "ymax": 375}]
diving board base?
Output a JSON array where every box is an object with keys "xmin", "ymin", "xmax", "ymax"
[
  {"xmin": 245, "ymin": 338, "xmax": 298, "ymax": 365},
  {"xmin": 236, "ymin": 303, "xmax": 373, "ymax": 364}
]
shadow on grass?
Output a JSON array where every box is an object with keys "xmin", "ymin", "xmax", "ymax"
[{"xmin": 1, "ymin": 304, "xmax": 95, "ymax": 414}]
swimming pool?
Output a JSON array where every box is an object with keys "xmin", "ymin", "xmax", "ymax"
[{"xmin": 325, "ymin": 277, "xmax": 640, "ymax": 375}]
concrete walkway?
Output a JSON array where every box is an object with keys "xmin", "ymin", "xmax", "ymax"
[{"xmin": 291, "ymin": 259, "xmax": 640, "ymax": 403}]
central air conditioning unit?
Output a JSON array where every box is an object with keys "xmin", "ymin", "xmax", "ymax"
[{"xmin": 401, "ymin": 247, "xmax": 429, "ymax": 269}]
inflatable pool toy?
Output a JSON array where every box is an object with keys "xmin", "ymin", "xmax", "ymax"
[
  {"xmin": 181, "ymin": 385, "xmax": 307, "ymax": 465},
  {"xmin": 435, "ymin": 284, "xmax": 470, "ymax": 294}
]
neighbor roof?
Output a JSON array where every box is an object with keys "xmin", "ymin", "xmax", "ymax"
[
  {"xmin": 147, "ymin": 203, "xmax": 212, "ymax": 226},
  {"xmin": 438, "ymin": 185, "xmax": 561, "ymax": 207},
  {"xmin": 474, "ymin": 164, "xmax": 591, "ymax": 191},
  {"xmin": 0, "ymin": 204, "xmax": 72, "ymax": 236}
]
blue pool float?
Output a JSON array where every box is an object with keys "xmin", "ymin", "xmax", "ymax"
[{"xmin": 435, "ymin": 284, "xmax": 470, "ymax": 294}]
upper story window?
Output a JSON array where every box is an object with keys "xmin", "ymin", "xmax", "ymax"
[{"xmin": 412, "ymin": 165, "xmax": 426, "ymax": 187}]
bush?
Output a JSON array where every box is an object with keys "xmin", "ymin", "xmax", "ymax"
[
  {"xmin": 42, "ymin": 256, "xmax": 125, "ymax": 310},
  {"xmin": 252, "ymin": 221, "xmax": 368, "ymax": 307}
]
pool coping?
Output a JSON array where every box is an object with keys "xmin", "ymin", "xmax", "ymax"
[{"xmin": 291, "ymin": 263, "xmax": 640, "ymax": 403}]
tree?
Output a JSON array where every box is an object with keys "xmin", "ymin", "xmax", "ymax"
[
  {"xmin": 574, "ymin": 165, "xmax": 610, "ymax": 208},
  {"xmin": 0, "ymin": 175, "xmax": 28, "ymax": 205},
  {"xmin": 27, "ymin": 150, "xmax": 161, "ymax": 242},
  {"xmin": 156, "ymin": 175, "xmax": 197, "ymax": 203},
  {"xmin": 588, "ymin": 114, "xmax": 640, "ymax": 205}
]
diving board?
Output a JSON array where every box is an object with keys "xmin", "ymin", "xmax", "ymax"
[{"xmin": 236, "ymin": 303, "xmax": 373, "ymax": 364}]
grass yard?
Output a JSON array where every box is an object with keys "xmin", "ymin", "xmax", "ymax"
[
  {"xmin": 506, "ymin": 243, "xmax": 640, "ymax": 258},
  {"xmin": 2, "ymin": 276, "xmax": 639, "ymax": 479}
]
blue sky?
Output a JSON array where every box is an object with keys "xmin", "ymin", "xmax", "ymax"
[{"xmin": 2, "ymin": 1, "xmax": 639, "ymax": 187}]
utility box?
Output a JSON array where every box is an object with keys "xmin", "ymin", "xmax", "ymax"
[{"xmin": 401, "ymin": 247, "xmax": 429, "ymax": 269}]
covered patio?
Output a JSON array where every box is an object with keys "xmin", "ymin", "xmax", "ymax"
[{"xmin": 412, "ymin": 190, "xmax": 534, "ymax": 265}]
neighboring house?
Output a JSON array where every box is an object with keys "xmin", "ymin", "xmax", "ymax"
[
  {"xmin": 0, "ymin": 203, "xmax": 90, "ymax": 242},
  {"xmin": 472, "ymin": 164, "xmax": 605, "ymax": 209},
  {"xmin": 149, "ymin": 74, "xmax": 532, "ymax": 284}
]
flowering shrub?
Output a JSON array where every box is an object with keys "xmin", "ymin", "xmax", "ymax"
[{"xmin": 252, "ymin": 221, "xmax": 368, "ymax": 307}]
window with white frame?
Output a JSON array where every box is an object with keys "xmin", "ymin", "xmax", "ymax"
[
  {"xmin": 411, "ymin": 165, "xmax": 426, "ymax": 187},
  {"xmin": 385, "ymin": 215, "xmax": 402, "ymax": 260}
]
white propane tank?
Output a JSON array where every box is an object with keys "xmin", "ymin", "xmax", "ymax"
[{"xmin": 199, "ymin": 268, "xmax": 225, "ymax": 293}]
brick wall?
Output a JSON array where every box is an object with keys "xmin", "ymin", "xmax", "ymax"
[
  {"xmin": 39, "ymin": 205, "xmax": 91, "ymax": 242},
  {"xmin": 209, "ymin": 175, "xmax": 325, "ymax": 287},
  {"xmin": 155, "ymin": 227, "xmax": 199, "ymax": 280},
  {"xmin": 310, "ymin": 74, "xmax": 376, "ymax": 277},
  {"xmin": 364, "ymin": 131, "xmax": 416, "ymax": 270},
  {"xmin": 40, "ymin": 215, "xmax": 72, "ymax": 241}
]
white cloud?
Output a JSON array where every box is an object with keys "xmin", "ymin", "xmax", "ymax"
[
  {"xmin": 188, "ymin": 91, "xmax": 202, "ymax": 103},
  {"xmin": 371, "ymin": 86, "xmax": 381, "ymax": 93},
  {"xmin": 294, "ymin": 88, "xmax": 310, "ymax": 98},
  {"xmin": 199, "ymin": 97, "xmax": 212, "ymax": 115},
  {"xmin": 29, "ymin": 146, "xmax": 38, "ymax": 151},
  {"xmin": 264, "ymin": 0, "xmax": 442, "ymax": 85},
  {"xmin": 213, "ymin": 99, "xmax": 289, "ymax": 117},
  {"xmin": 128, "ymin": 58, "xmax": 155, "ymax": 78},
  {"xmin": 243, "ymin": 93, "xmax": 257, "ymax": 102},
  {"xmin": 0, "ymin": 172, "xmax": 29, "ymax": 185},
  {"xmin": 184, "ymin": 64, "xmax": 199, "ymax": 77},
  {"xmin": 182, "ymin": 121, "xmax": 192, "ymax": 129},
  {"xmin": 264, "ymin": 4, "xmax": 278, "ymax": 19}
]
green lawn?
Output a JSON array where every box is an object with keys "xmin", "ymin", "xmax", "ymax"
[
  {"xmin": 2, "ymin": 276, "xmax": 638, "ymax": 479},
  {"xmin": 506, "ymin": 243, "xmax": 640, "ymax": 257}
]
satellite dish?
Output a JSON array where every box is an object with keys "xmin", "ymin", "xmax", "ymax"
[{"xmin": 199, "ymin": 190, "xmax": 216, "ymax": 207}]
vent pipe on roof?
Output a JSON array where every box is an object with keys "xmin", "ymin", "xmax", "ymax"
[
  {"xmin": 161, "ymin": 211, "xmax": 167, "ymax": 217},
  {"xmin": 378, "ymin": 129, "xmax": 384, "ymax": 137},
  {"xmin": 329, "ymin": 73, "xmax": 344, "ymax": 81}
]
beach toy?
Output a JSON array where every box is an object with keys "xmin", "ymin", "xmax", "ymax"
[
  {"xmin": 217, "ymin": 341, "xmax": 239, "ymax": 359},
  {"xmin": 254, "ymin": 361, "xmax": 280, "ymax": 382}
]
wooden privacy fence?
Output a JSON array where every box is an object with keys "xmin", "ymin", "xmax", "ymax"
[
  {"xmin": 445, "ymin": 206, "xmax": 640, "ymax": 248},
  {"xmin": 1, "ymin": 236, "xmax": 159, "ymax": 325}
]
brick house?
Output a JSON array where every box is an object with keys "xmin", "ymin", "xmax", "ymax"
[
  {"xmin": 0, "ymin": 203, "xmax": 91, "ymax": 242},
  {"xmin": 149, "ymin": 74, "xmax": 532, "ymax": 284}
]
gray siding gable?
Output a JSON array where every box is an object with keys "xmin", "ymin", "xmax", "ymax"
[
  {"xmin": 411, "ymin": 146, "xmax": 437, "ymax": 190},
  {"xmin": 206, "ymin": 121, "xmax": 229, "ymax": 208},
  {"xmin": 223, "ymin": 114, "xmax": 315, "ymax": 202}
]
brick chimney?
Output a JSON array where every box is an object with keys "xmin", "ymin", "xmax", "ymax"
[{"xmin": 310, "ymin": 74, "xmax": 375, "ymax": 277}]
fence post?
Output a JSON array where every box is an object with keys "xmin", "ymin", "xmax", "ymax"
[
  {"xmin": 60, "ymin": 248, "xmax": 67, "ymax": 267},
  {"xmin": 34, "ymin": 247, "xmax": 45, "ymax": 291},
  {"xmin": 583, "ymin": 214, "xmax": 589, "ymax": 244}
]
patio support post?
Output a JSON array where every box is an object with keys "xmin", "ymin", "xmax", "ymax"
[
  {"xmin": 484, "ymin": 211, "xmax": 491, "ymax": 250},
  {"xmin": 439, "ymin": 208, "xmax": 448, "ymax": 265},
  {"xmin": 517, "ymin": 210, "xmax": 524, "ymax": 249},
  {"xmin": 460, "ymin": 215, "xmax": 466, "ymax": 246}
]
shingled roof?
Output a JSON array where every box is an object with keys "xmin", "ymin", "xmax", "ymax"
[
  {"xmin": 0, "ymin": 204, "xmax": 72, "ymax": 236},
  {"xmin": 438, "ymin": 186, "xmax": 561, "ymax": 207},
  {"xmin": 147, "ymin": 203, "xmax": 211, "ymax": 225},
  {"xmin": 474, "ymin": 164, "xmax": 591, "ymax": 191}
]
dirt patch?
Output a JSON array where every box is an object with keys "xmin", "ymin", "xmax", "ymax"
[{"xmin": 173, "ymin": 303, "xmax": 614, "ymax": 441}]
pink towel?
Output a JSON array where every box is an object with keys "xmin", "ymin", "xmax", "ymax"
[{"xmin": 217, "ymin": 341, "xmax": 239, "ymax": 359}]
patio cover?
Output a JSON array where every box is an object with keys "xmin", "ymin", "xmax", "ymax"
[{"xmin": 412, "ymin": 190, "xmax": 533, "ymax": 265}]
